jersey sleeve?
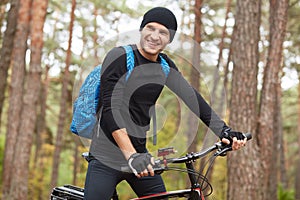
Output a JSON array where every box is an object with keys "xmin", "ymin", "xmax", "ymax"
[
  {"xmin": 164, "ymin": 58, "xmax": 228, "ymax": 137},
  {"xmin": 100, "ymin": 47, "xmax": 127, "ymax": 134}
]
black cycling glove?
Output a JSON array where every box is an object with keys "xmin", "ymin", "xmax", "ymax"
[
  {"xmin": 220, "ymin": 127, "xmax": 246, "ymax": 143},
  {"xmin": 127, "ymin": 153, "xmax": 153, "ymax": 175}
]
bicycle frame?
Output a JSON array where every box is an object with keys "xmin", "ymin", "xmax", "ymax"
[
  {"xmin": 131, "ymin": 160, "xmax": 205, "ymax": 200},
  {"xmin": 131, "ymin": 133, "xmax": 252, "ymax": 200},
  {"xmin": 131, "ymin": 189, "xmax": 203, "ymax": 200},
  {"xmin": 130, "ymin": 146, "xmax": 221, "ymax": 200}
]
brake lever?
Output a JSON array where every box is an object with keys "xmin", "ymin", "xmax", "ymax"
[
  {"xmin": 216, "ymin": 132, "xmax": 252, "ymax": 156},
  {"xmin": 152, "ymin": 159, "xmax": 166, "ymax": 175},
  {"xmin": 214, "ymin": 142, "xmax": 232, "ymax": 156}
]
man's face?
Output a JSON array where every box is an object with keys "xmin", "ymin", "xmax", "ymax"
[{"xmin": 139, "ymin": 22, "xmax": 170, "ymax": 60}]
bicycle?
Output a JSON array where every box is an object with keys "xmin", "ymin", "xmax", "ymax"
[{"xmin": 50, "ymin": 133, "xmax": 252, "ymax": 200}]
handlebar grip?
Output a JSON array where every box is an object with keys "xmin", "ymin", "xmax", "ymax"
[{"xmin": 244, "ymin": 133, "xmax": 252, "ymax": 140}]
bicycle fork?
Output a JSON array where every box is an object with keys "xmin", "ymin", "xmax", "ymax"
[{"xmin": 185, "ymin": 162, "xmax": 205, "ymax": 200}]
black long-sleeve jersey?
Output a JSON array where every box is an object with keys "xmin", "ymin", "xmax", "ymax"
[{"xmin": 90, "ymin": 45, "xmax": 227, "ymax": 166}]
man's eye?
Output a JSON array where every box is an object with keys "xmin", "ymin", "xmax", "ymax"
[
  {"xmin": 147, "ymin": 26, "xmax": 155, "ymax": 31},
  {"xmin": 160, "ymin": 31, "xmax": 168, "ymax": 36}
]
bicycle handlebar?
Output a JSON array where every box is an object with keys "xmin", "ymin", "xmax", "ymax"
[
  {"xmin": 153, "ymin": 133, "xmax": 252, "ymax": 173},
  {"xmin": 88, "ymin": 133, "xmax": 252, "ymax": 174},
  {"xmin": 244, "ymin": 132, "xmax": 252, "ymax": 140}
]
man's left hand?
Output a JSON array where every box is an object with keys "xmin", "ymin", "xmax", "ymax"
[
  {"xmin": 222, "ymin": 137, "xmax": 247, "ymax": 150},
  {"xmin": 220, "ymin": 128, "xmax": 247, "ymax": 150}
]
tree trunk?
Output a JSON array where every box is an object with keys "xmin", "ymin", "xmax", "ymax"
[
  {"xmin": 278, "ymin": 114, "xmax": 287, "ymax": 189},
  {"xmin": 187, "ymin": 0, "xmax": 202, "ymax": 154},
  {"xmin": 295, "ymin": 73, "xmax": 300, "ymax": 200},
  {"xmin": 227, "ymin": 0, "xmax": 262, "ymax": 200},
  {"xmin": 92, "ymin": 7, "xmax": 100, "ymax": 65},
  {"xmin": 211, "ymin": 0, "xmax": 232, "ymax": 111},
  {"xmin": 7, "ymin": 0, "xmax": 48, "ymax": 199},
  {"xmin": 34, "ymin": 65, "xmax": 50, "ymax": 166},
  {"xmin": 0, "ymin": 0, "xmax": 19, "ymax": 129},
  {"xmin": 257, "ymin": 0, "xmax": 288, "ymax": 199},
  {"xmin": 219, "ymin": 25, "xmax": 236, "ymax": 115},
  {"xmin": 275, "ymin": 70, "xmax": 287, "ymax": 189},
  {"xmin": 33, "ymin": 14, "xmax": 58, "ymax": 165},
  {"xmin": 50, "ymin": 0, "xmax": 76, "ymax": 189},
  {"xmin": 1, "ymin": 0, "xmax": 30, "ymax": 198}
]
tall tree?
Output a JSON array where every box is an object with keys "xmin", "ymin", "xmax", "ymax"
[
  {"xmin": 1, "ymin": 0, "xmax": 31, "ymax": 198},
  {"xmin": 257, "ymin": 0, "xmax": 288, "ymax": 199},
  {"xmin": 276, "ymin": 68, "xmax": 287, "ymax": 190},
  {"xmin": 187, "ymin": 0, "xmax": 202, "ymax": 153},
  {"xmin": 33, "ymin": 65, "xmax": 50, "ymax": 199},
  {"xmin": 50, "ymin": 0, "xmax": 76, "ymax": 189},
  {"xmin": 222, "ymin": 25, "xmax": 237, "ymax": 112},
  {"xmin": 295, "ymin": 71, "xmax": 300, "ymax": 200},
  {"xmin": 7, "ymin": 0, "xmax": 48, "ymax": 199},
  {"xmin": 211, "ymin": 0, "xmax": 233, "ymax": 111},
  {"xmin": 92, "ymin": 7, "xmax": 100, "ymax": 65},
  {"xmin": 34, "ymin": 64, "xmax": 50, "ymax": 166},
  {"xmin": 33, "ymin": 4, "xmax": 60, "ymax": 166},
  {"xmin": 227, "ymin": 0, "xmax": 262, "ymax": 199},
  {"xmin": 0, "ymin": 0, "xmax": 19, "ymax": 129}
]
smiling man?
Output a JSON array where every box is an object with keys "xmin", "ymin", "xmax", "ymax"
[
  {"xmin": 84, "ymin": 7, "xmax": 247, "ymax": 200},
  {"xmin": 138, "ymin": 22, "xmax": 170, "ymax": 60}
]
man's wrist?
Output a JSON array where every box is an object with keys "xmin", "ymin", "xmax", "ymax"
[{"xmin": 125, "ymin": 152, "xmax": 137, "ymax": 160}]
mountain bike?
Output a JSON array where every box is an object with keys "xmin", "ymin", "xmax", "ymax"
[{"xmin": 50, "ymin": 133, "xmax": 252, "ymax": 200}]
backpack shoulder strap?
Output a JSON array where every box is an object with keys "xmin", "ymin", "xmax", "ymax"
[
  {"xmin": 122, "ymin": 45, "xmax": 135, "ymax": 81},
  {"xmin": 123, "ymin": 45, "xmax": 170, "ymax": 78},
  {"xmin": 159, "ymin": 55, "xmax": 170, "ymax": 77}
]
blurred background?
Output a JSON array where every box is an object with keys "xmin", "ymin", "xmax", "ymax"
[{"xmin": 0, "ymin": 0, "xmax": 299, "ymax": 199}]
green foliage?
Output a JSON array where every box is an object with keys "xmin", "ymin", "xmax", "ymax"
[
  {"xmin": 28, "ymin": 143, "xmax": 54, "ymax": 199},
  {"xmin": 278, "ymin": 184, "xmax": 295, "ymax": 200},
  {"xmin": 210, "ymin": 157, "xmax": 227, "ymax": 199},
  {"xmin": 116, "ymin": 181, "xmax": 136, "ymax": 199}
]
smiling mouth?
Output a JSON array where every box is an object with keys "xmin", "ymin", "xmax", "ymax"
[{"xmin": 146, "ymin": 40, "xmax": 160, "ymax": 48}]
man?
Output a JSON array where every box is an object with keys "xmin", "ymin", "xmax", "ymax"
[{"xmin": 84, "ymin": 7, "xmax": 247, "ymax": 200}]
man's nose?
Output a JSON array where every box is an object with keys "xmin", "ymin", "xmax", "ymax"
[{"xmin": 150, "ymin": 30, "xmax": 159, "ymax": 40}]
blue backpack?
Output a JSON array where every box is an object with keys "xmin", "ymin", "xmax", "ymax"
[{"xmin": 70, "ymin": 45, "xmax": 170, "ymax": 139}]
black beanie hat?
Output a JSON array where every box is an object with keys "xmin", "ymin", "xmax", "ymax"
[{"xmin": 140, "ymin": 7, "xmax": 177, "ymax": 42}]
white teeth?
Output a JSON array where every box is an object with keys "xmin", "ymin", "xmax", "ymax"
[{"xmin": 147, "ymin": 41, "xmax": 158, "ymax": 46}]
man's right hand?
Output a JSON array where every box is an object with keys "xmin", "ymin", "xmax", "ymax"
[{"xmin": 127, "ymin": 153, "xmax": 155, "ymax": 178}]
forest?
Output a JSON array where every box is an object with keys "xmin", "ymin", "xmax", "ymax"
[{"xmin": 0, "ymin": 0, "xmax": 299, "ymax": 199}]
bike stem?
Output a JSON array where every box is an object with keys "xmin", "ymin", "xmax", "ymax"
[{"xmin": 185, "ymin": 162, "xmax": 201, "ymax": 189}]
